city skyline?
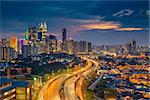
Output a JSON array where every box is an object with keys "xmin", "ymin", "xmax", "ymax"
[
  {"xmin": 0, "ymin": 0, "xmax": 149, "ymax": 46},
  {"xmin": 0, "ymin": 1, "xmax": 149, "ymax": 100}
]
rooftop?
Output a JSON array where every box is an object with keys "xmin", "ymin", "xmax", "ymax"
[{"xmin": 0, "ymin": 77, "xmax": 30, "ymax": 93}]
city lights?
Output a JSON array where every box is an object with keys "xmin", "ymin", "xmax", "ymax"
[{"xmin": 0, "ymin": 1, "xmax": 149, "ymax": 100}]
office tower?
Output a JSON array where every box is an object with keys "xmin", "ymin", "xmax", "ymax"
[
  {"xmin": 60, "ymin": 41, "xmax": 68, "ymax": 53},
  {"xmin": 33, "ymin": 44, "xmax": 38, "ymax": 56},
  {"xmin": 43, "ymin": 22, "xmax": 47, "ymax": 36},
  {"xmin": 9, "ymin": 47, "xmax": 18, "ymax": 59},
  {"xmin": 1, "ymin": 46, "xmax": 10, "ymax": 61},
  {"xmin": 38, "ymin": 22, "xmax": 43, "ymax": 40},
  {"xmin": 25, "ymin": 29, "xmax": 29, "ymax": 40},
  {"xmin": 22, "ymin": 45, "xmax": 30, "ymax": 58},
  {"xmin": 28, "ymin": 26, "xmax": 36, "ymax": 42},
  {"xmin": 68, "ymin": 38, "xmax": 74, "ymax": 54},
  {"xmin": 38, "ymin": 32, "xmax": 42, "ymax": 41},
  {"xmin": 79, "ymin": 41, "xmax": 86, "ymax": 53},
  {"xmin": 0, "ymin": 39, "xmax": 10, "ymax": 61},
  {"xmin": 38, "ymin": 22, "xmax": 48, "ymax": 42},
  {"xmin": 10, "ymin": 37, "xmax": 18, "ymax": 52},
  {"xmin": 48, "ymin": 35, "xmax": 57, "ymax": 53},
  {"xmin": 62, "ymin": 28, "xmax": 67, "ymax": 42},
  {"xmin": 73, "ymin": 41, "xmax": 79, "ymax": 54},
  {"xmin": 87, "ymin": 42, "xmax": 92, "ymax": 52},
  {"xmin": 126, "ymin": 40, "xmax": 137, "ymax": 54},
  {"xmin": 18, "ymin": 39, "xmax": 26, "ymax": 54},
  {"xmin": 57, "ymin": 40, "xmax": 62, "ymax": 52}
]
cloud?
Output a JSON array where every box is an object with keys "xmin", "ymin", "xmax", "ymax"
[
  {"xmin": 81, "ymin": 22, "xmax": 120, "ymax": 30},
  {"xmin": 68, "ymin": 20, "xmax": 121, "ymax": 33},
  {"xmin": 68, "ymin": 19, "xmax": 144, "ymax": 33},
  {"xmin": 113, "ymin": 9, "xmax": 133, "ymax": 17},
  {"xmin": 115, "ymin": 28, "xmax": 144, "ymax": 31}
]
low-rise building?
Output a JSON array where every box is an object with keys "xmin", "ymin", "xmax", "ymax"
[{"xmin": 0, "ymin": 78, "xmax": 31, "ymax": 100}]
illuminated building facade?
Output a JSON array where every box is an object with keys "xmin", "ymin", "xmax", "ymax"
[
  {"xmin": 48, "ymin": 35, "xmax": 57, "ymax": 53},
  {"xmin": 28, "ymin": 26, "xmax": 36, "ymax": 42},
  {"xmin": 68, "ymin": 38, "xmax": 74, "ymax": 54},
  {"xmin": 38, "ymin": 22, "xmax": 48, "ymax": 42},
  {"xmin": 0, "ymin": 39, "xmax": 10, "ymax": 61},
  {"xmin": 60, "ymin": 28, "xmax": 68, "ymax": 53},
  {"xmin": 18, "ymin": 39, "xmax": 26, "ymax": 54},
  {"xmin": 10, "ymin": 47, "xmax": 18, "ymax": 59},
  {"xmin": 22, "ymin": 45, "xmax": 30, "ymax": 58},
  {"xmin": 38, "ymin": 32, "xmax": 42, "ymax": 41},
  {"xmin": 10, "ymin": 37, "xmax": 18, "ymax": 52},
  {"xmin": 25, "ymin": 29, "xmax": 29, "ymax": 41},
  {"xmin": 1, "ymin": 46, "xmax": 10, "ymax": 61},
  {"xmin": 73, "ymin": 41, "xmax": 79, "ymax": 54},
  {"xmin": 60, "ymin": 41, "xmax": 68, "ymax": 53},
  {"xmin": 0, "ymin": 78, "xmax": 31, "ymax": 100}
]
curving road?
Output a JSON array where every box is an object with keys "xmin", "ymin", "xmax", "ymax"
[
  {"xmin": 38, "ymin": 58, "xmax": 99, "ymax": 100},
  {"xmin": 64, "ymin": 76, "xmax": 79, "ymax": 100}
]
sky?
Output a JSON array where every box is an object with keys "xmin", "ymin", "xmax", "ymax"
[{"xmin": 0, "ymin": 0, "xmax": 149, "ymax": 46}]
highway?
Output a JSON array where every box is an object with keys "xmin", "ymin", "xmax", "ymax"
[
  {"xmin": 38, "ymin": 58, "xmax": 99, "ymax": 100},
  {"xmin": 64, "ymin": 76, "xmax": 79, "ymax": 100}
]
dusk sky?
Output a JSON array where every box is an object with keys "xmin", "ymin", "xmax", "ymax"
[{"xmin": 0, "ymin": 0, "xmax": 149, "ymax": 46}]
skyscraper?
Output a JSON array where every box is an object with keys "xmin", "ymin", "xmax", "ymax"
[
  {"xmin": 25, "ymin": 29, "xmax": 29, "ymax": 41},
  {"xmin": 38, "ymin": 32, "xmax": 42, "ymax": 41},
  {"xmin": 68, "ymin": 38, "xmax": 73, "ymax": 54},
  {"xmin": 18, "ymin": 39, "xmax": 26, "ymax": 54},
  {"xmin": 48, "ymin": 35, "xmax": 57, "ymax": 53},
  {"xmin": 87, "ymin": 42, "xmax": 92, "ymax": 53},
  {"xmin": 22, "ymin": 45, "xmax": 30, "ymax": 58},
  {"xmin": 126, "ymin": 40, "xmax": 137, "ymax": 54},
  {"xmin": 1, "ymin": 46, "xmax": 10, "ymax": 61},
  {"xmin": 73, "ymin": 41, "xmax": 79, "ymax": 54},
  {"xmin": 62, "ymin": 28, "xmax": 67, "ymax": 42},
  {"xmin": 28, "ymin": 26, "xmax": 36, "ymax": 42},
  {"xmin": 0, "ymin": 39, "xmax": 10, "ymax": 61},
  {"xmin": 38, "ymin": 22, "xmax": 48, "ymax": 44},
  {"xmin": 79, "ymin": 41, "xmax": 86, "ymax": 53},
  {"xmin": 10, "ymin": 37, "xmax": 18, "ymax": 52}
]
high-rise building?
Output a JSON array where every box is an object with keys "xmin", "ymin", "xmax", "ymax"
[
  {"xmin": 43, "ymin": 22, "xmax": 47, "ymax": 37},
  {"xmin": 0, "ymin": 39, "xmax": 10, "ymax": 61},
  {"xmin": 62, "ymin": 28, "xmax": 67, "ymax": 42},
  {"xmin": 28, "ymin": 26, "xmax": 36, "ymax": 42},
  {"xmin": 25, "ymin": 29, "xmax": 29, "ymax": 41},
  {"xmin": 1, "ymin": 46, "xmax": 10, "ymax": 61},
  {"xmin": 38, "ymin": 32, "xmax": 42, "ymax": 41},
  {"xmin": 68, "ymin": 38, "xmax": 74, "ymax": 54},
  {"xmin": 60, "ymin": 41, "xmax": 68, "ymax": 53},
  {"xmin": 79, "ymin": 41, "xmax": 86, "ymax": 53},
  {"xmin": 57, "ymin": 40, "xmax": 62, "ymax": 52},
  {"xmin": 87, "ymin": 42, "xmax": 92, "ymax": 52},
  {"xmin": 33, "ymin": 44, "xmax": 38, "ymax": 56},
  {"xmin": 38, "ymin": 22, "xmax": 48, "ymax": 42},
  {"xmin": 10, "ymin": 47, "xmax": 18, "ymax": 59},
  {"xmin": 48, "ymin": 35, "xmax": 57, "ymax": 53},
  {"xmin": 10, "ymin": 37, "xmax": 18, "ymax": 52},
  {"xmin": 22, "ymin": 45, "xmax": 30, "ymax": 58},
  {"xmin": 73, "ymin": 41, "xmax": 79, "ymax": 54},
  {"xmin": 126, "ymin": 40, "xmax": 137, "ymax": 54},
  {"xmin": 18, "ymin": 39, "xmax": 26, "ymax": 54}
]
